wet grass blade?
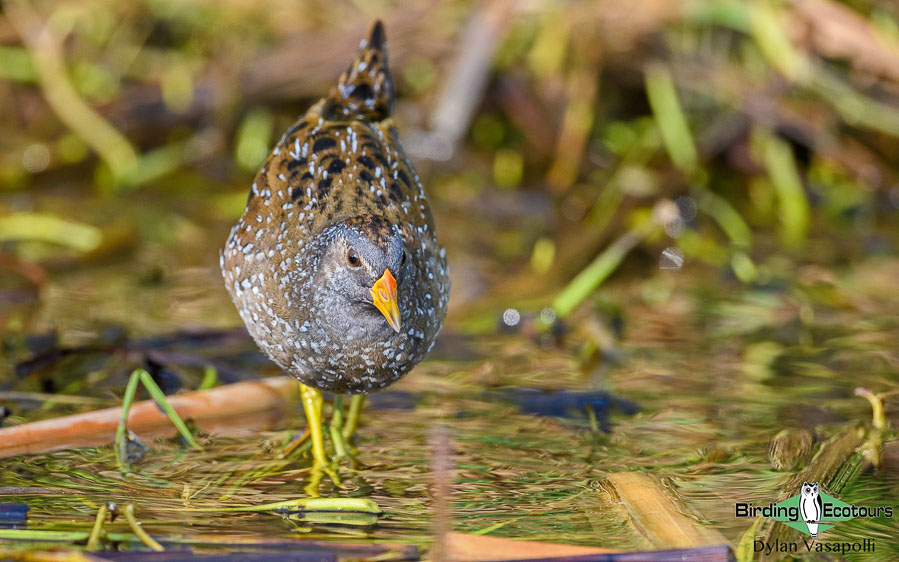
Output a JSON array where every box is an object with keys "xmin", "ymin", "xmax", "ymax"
[
  {"xmin": 693, "ymin": 186, "xmax": 752, "ymax": 249},
  {"xmin": 115, "ymin": 369, "xmax": 202, "ymax": 472},
  {"xmin": 136, "ymin": 369, "xmax": 203, "ymax": 452},
  {"xmin": 759, "ymin": 131, "xmax": 809, "ymax": 248},
  {"xmin": 645, "ymin": 63, "xmax": 697, "ymax": 174},
  {"xmin": 160, "ymin": 496, "xmax": 382, "ymax": 526}
]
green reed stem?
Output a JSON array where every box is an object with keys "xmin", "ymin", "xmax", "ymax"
[{"xmin": 115, "ymin": 370, "xmax": 142, "ymax": 472}]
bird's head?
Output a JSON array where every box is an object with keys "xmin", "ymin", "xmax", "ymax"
[{"xmin": 311, "ymin": 216, "xmax": 406, "ymax": 333}]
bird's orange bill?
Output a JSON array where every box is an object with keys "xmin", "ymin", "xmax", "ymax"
[{"xmin": 371, "ymin": 268, "xmax": 401, "ymax": 332}]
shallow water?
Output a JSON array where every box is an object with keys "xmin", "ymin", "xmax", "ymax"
[{"xmin": 1, "ymin": 190, "xmax": 897, "ymax": 560}]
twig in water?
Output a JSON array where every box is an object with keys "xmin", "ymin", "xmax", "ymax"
[
  {"xmin": 123, "ymin": 503, "xmax": 164, "ymax": 552},
  {"xmin": 854, "ymin": 387, "xmax": 886, "ymax": 469},
  {"xmin": 0, "ymin": 377, "xmax": 297, "ymax": 459}
]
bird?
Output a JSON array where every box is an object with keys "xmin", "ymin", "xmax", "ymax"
[
  {"xmin": 799, "ymin": 481, "xmax": 822, "ymax": 538},
  {"xmin": 220, "ymin": 20, "xmax": 449, "ymax": 491}
]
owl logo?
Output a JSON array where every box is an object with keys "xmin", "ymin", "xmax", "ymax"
[{"xmin": 799, "ymin": 482, "xmax": 823, "ymax": 538}]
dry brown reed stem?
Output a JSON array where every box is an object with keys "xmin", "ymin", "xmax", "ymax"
[
  {"xmin": 606, "ymin": 472, "xmax": 731, "ymax": 550},
  {"xmin": 406, "ymin": 0, "xmax": 513, "ymax": 161},
  {"xmin": 0, "ymin": 377, "xmax": 298, "ymax": 458},
  {"xmin": 545, "ymin": 16, "xmax": 602, "ymax": 195},
  {"xmin": 790, "ymin": 0, "xmax": 899, "ymax": 84}
]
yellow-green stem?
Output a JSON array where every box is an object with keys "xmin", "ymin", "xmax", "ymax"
[
  {"xmin": 86, "ymin": 504, "xmax": 108, "ymax": 550},
  {"xmin": 124, "ymin": 503, "xmax": 164, "ymax": 552}
]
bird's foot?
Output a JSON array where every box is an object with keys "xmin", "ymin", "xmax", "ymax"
[
  {"xmin": 298, "ymin": 384, "xmax": 367, "ymax": 496},
  {"xmin": 328, "ymin": 395, "xmax": 351, "ymax": 460},
  {"xmin": 304, "ymin": 460, "xmax": 344, "ymax": 497}
]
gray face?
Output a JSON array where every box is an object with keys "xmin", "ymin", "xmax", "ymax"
[
  {"xmin": 300, "ymin": 219, "xmax": 408, "ymax": 345},
  {"xmin": 314, "ymin": 221, "xmax": 406, "ymax": 309}
]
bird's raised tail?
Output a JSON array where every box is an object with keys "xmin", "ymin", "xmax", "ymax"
[{"xmin": 326, "ymin": 20, "xmax": 394, "ymax": 122}]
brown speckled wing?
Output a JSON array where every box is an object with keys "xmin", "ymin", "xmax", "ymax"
[{"xmin": 262, "ymin": 113, "xmax": 433, "ymax": 234}]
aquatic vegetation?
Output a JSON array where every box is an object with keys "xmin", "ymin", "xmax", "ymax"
[{"xmin": 1, "ymin": 0, "xmax": 898, "ymax": 559}]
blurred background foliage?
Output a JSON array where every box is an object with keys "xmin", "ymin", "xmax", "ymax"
[{"xmin": 1, "ymin": 0, "xmax": 899, "ymax": 336}]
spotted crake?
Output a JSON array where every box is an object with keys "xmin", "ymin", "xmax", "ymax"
[{"xmin": 221, "ymin": 21, "xmax": 449, "ymax": 395}]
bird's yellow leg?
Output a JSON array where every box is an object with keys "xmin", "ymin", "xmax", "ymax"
[
  {"xmin": 328, "ymin": 395, "xmax": 349, "ymax": 460},
  {"xmin": 300, "ymin": 384, "xmax": 341, "ymax": 495},
  {"xmin": 342, "ymin": 394, "xmax": 365, "ymax": 440},
  {"xmin": 329, "ymin": 394, "xmax": 364, "ymax": 461},
  {"xmin": 300, "ymin": 384, "xmax": 327, "ymax": 463}
]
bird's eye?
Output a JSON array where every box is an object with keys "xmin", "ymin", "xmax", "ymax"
[
  {"xmin": 401, "ymin": 249, "xmax": 408, "ymax": 265},
  {"xmin": 347, "ymin": 249, "xmax": 361, "ymax": 268}
]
